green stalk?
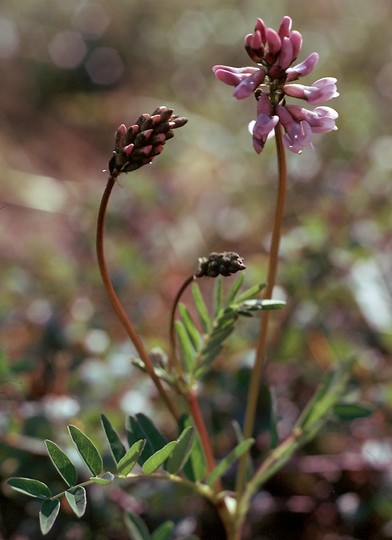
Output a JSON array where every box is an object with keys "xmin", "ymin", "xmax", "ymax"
[{"xmin": 235, "ymin": 125, "xmax": 287, "ymax": 498}]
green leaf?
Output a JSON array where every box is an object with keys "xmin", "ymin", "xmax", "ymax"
[
  {"xmin": 206, "ymin": 438, "xmax": 255, "ymax": 487},
  {"xmin": 117, "ymin": 439, "xmax": 146, "ymax": 475},
  {"xmin": 151, "ymin": 521, "xmax": 175, "ymax": 540},
  {"xmin": 175, "ymin": 320, "xmax": 196, "ymax": 372},
  {"xmin": 231, "ymin": 421, "xmax": 253, "ymax": 480},
  {"xmin": 179, "ymin": 303, "xmax": 202, "ymax": 350},
  {"xmin": 191, "ymin": 283, "xmax": 211, "ymax": 333},
  {"xmin": 142, "ymin": 441, "xmax": 177, "ymax": 474},
  {"xmin": 101, "ymin": 414, "xmax": 127, "ymax": 464},
  {"xmin": 7, "ymin": 477, "xmax": 51, "ymax": 499},
  {"xmin": 296, "ymin": 361, "xmax": 354, "ymax": 438},
  {"xmin": 124, "ymin": 511, "xmax": 152, "ymax": 540},
  {"xmin": 226, "ymin": 274, "xmax": 245, "ymax": 304},
  {"xmin": 90, "ymin": 471, "xmax": 115, "ymax": 484},
  {"xmin": 194, "ymin": 308, "xmax": 237, "ymax": 377},
  {"xmin": 45, "ymin": 440, "xmax": 77, "ymax": 487},
  {"xmin": 68, "ymin": 425, "xmax": 103, "ymax": 476},
  {"xmin": 166, "ymin": 426, "xmax": 195, "ymax": 474},
  {"xmin": 179, "ymin": 415, "xmax": 206, "ymax": 482},
  {"xmin": 237, "ymin": 298, "xmax": 285, "ymax": 315},
  {"xmin": 126, "ymin": 414, "xmax": 167, "ymax": 465},
  {"xmin": 65, "ymin": 486, "xmax": 86, "ymax": 517},
  {"xmin": 333, "ymin": 402, "xmax": 373, "ymax": 420},
  {"xmin": 39, "ymin": 499, "xmax": 60, "ymax": 535},
  {"xmin": 235, "ymin": 282, "xmax": 265, "ymax": 303}
]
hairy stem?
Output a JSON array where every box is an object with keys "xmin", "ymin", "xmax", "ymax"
[
  {"xmin": 96, "ymin": 176, "xmax": 179, "ymax": 421},
  {"xmin": 235, "ymin": 125, "xmax": 287, "ymax": 498}
]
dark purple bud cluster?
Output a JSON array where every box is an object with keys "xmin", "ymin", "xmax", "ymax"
[
  {"xmin": 109, "ymin": 106, "xmax": 188, "ymax": 177},
  {"xmin": 196, "ymin": 252, "xmax": 246, "ymax": 278}
]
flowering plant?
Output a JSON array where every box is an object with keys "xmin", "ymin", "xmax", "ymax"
[
  {"xmin": 5, "ymin": 15, "xmax": 368, "ymax": 540},
  {"xmin": 213, "ymin": 16, "xmax": 338, "ymax": 154}
]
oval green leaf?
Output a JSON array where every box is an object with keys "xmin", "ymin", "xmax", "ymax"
[
  {"xmin": 166, "ymin": 426, "xmax": 195, "ymax": 474},
  {"xmin": 7, "ymin": 477, "xmax": 51, "ymax": 499},
  {"xmin": 101, "ymin": 414, "xmax": 127, "ymax": 463},
  {"xmin": 45, "ymin": 440, "xmax": 77, "ymax": 487},
  {"xmin": 333, "ymin": 402, "xmax": 374, "ymax": 420},
  {"xmin": 68, "ymin": 425, "xmax": 103, "ymax": 476},
  {"xmin": 65, "ymin": 486, "xmax": 87, "ymax": 517},
  {"xmin": 142, "ymin": 441, "xmax": 177, "ymax": 474},
  {"xmin": 117, "ymin": 439, "xmax": 145, "ymax": 476},
  {"xmin": 39, "ymin": 499, "xmax": 60, "ymax": 535}
]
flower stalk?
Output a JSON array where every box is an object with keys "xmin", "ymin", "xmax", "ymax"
[
  {"xmin": 235, "ymin": 124, "xmax": 287, "ymax": 497},
  {"xmin": 96, "ymin": 175, "xmax": 180, "ymax": 420}
]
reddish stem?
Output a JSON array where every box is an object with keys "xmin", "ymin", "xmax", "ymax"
[{"xmin": 96, "ymin": 176, "xmax": 180, "ymax": 421}]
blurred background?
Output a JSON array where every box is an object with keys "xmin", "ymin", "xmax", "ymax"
[{"xmin": 1, "ymin": 0, "xmax": 392, "ymax": 538}]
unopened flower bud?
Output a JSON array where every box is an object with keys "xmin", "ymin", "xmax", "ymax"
[
  {"xmin": 196, "ymin": 252, "xmax": 246, "ymax": 278},
  {"xmin": 108, "ymin": 106, "xmax": 188, "ymax": 177}
]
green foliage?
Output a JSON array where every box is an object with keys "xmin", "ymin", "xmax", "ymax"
[
  {"xmin": 175, "ymin": 278, "xmax": 285, "ymax": 379},
  {"xmin": 205, "ymin": 438, "xmax": 255, "ymax": 487},
  {"xmin": 44, "ymin": 440, "xmax": 77, "ymax": 487},
  {"xmin": 179, "ymin": 415, "xmax": 206, "ymax": 482},
  {"xmin": 142, "ymin": 441, "xmax": 178, "ymax": 474},
  {"xmin": 101, "ymin": 413, "xmax": 127, "ymax": 463},
  {"xmin": 65, "ymin": 486, "xmax": 87, "ymax": 517},
  {"xmin": 117, "ymin": 439, "xmax": 146, "ymax": 476},
  {"xmin": 7, "ymin": 477, "xmax": 52, "ymax": 499},
  {"xmin": 166, "ymin": 425, "xmax": 195, "ymax": 474},
  {"xmin": 68, "ymin": 425, "xmax": 103, "ymax": 477},
  {"xmin": 6, "ymin": 416, "xmax": 200, "ymax": 535},
  {"xmin": 126, "ymin": 413, "xmax": 168, "ymax": 465},
  {"xmin": 151, "ymin": 521, "xmax": 175, "ymax": 540},
  {"xmin": 39, "ymin": 499, "xmax": 60, "ymax": 535},
  {"xmin": 124, "ymin": 511, "xmax": 152, "ymax": 540},
  {"xmin": 333, "ymin": 402, "xmax": 374, "ymax": 420},
  {"xmin": 296, "ymin": 361, "xmax": 355, "ymax": 439}
]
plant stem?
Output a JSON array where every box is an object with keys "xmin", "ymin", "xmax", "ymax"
[
  {"xmin": 96, "ymin": 176, "xmax": 180, "ymax": 421},
  {"xmin": 235, "ymin": 125, "xmax": 287, "ymax": 498},
  {"xmin": 169, "ymin": 274, "xmax": 196, "ymax": 373},
  {"xmin": 187, "ymin": 387, "xmax": 220, "ymax": 485}
]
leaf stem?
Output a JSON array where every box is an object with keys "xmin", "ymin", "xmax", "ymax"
[
  {"xmin": 169, "ymin": 274, "xmax": 196, "ymax": 373},
  {"xmin": 235, "ymin": 125, "xmax": 287, "ymax": 497},
  {"xmin": 96, "ymin": 176, "xmax": 180, "ymax": 421}
]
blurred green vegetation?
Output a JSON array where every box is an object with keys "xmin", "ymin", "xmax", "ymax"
[{"xmin": 1, "ymin": 0, "xmax": 392, "ymax": 538}]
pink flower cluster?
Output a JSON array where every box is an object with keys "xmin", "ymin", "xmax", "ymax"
[{"xmin": 212, "ymin": 17, "xmax": 338, "ymax": 154}]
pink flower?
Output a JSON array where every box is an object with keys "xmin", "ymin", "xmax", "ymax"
[
  {"xmin": 283, "ymin": 78, "xmax": 339, "ymax": 104},
  {"xmin": 212, "ymin": 16, "xmax": 338, "ymax": 154}
]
